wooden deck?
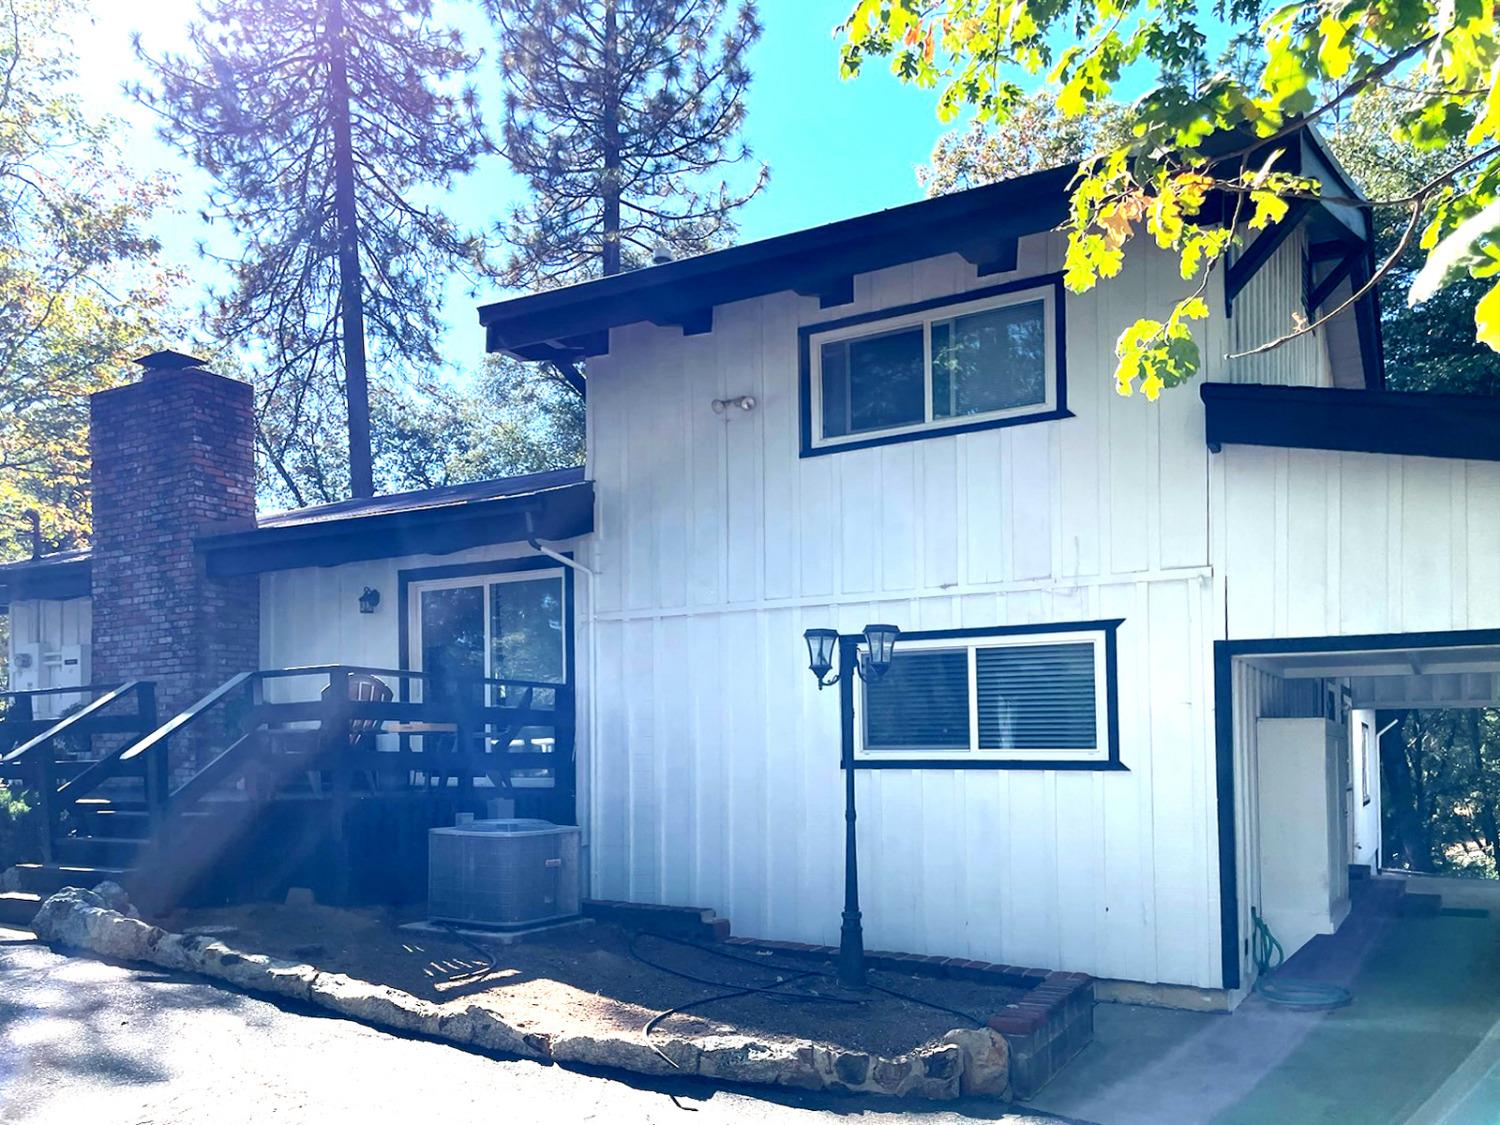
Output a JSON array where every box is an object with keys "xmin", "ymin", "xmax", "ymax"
[{"xmin": 0, "ymin": 666, "xmax": 576, "ymax": 912}]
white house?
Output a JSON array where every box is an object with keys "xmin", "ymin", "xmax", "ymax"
[{"xmin": 6, "ymin": 126, "xmax": 1500, "ymax": 1008}]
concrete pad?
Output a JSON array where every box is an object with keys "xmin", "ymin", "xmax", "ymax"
[{"xmin": 1028, "ymin": 910, "xmax": 1500, "ymax": 1125}]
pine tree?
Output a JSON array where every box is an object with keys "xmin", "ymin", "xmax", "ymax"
[
  {"xmin": 486, "ymin": 0, "xmax": 767, "ymax": 288},
  {"xmin": 134, "ymin": 0, "xmax": 492, "ymax": 500}
]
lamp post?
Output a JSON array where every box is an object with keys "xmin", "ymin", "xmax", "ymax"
[{"xmin": 803, "ymin": 622, "xmax": 901, "ymax": 987}]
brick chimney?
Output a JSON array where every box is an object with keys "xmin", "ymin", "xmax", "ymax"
[{"xmin": 89, "ymin": 352, "xmax": 260, "ymax": 732}]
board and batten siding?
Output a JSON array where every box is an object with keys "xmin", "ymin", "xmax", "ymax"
[
  {"xmin": 1223, "ymin": 227, "xmax": 1334, "ymax": 389},
  {"xmin": 584, "ymin": 233, "xmax": 1233, "ymax": 989},
  {"xmin": 7, "ymin": 597, "xmax": 92, "ymax": 716},
  {"xmin": 257, "ymin": 538, "xmax": 593, "ymax": 821},
  {"xmin": 1215, "ymin": 445, "xmax": 1500, "ymax": 639}
]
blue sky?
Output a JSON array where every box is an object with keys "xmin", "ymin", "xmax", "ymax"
[{"xmin": 70, "ymin": 0, "xmax": 959, "ymax": 383}]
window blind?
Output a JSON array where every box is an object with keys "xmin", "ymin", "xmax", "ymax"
[
  {"xmin": 864, "ymin": 649, "xmax": 969, "ymax": 750},
  {"xmin": 975, "ymin": 642, "xmax": 1097, "ymax": 751}
]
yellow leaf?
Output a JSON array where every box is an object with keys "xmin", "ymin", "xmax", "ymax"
[
  {"xmin": 1476, "ymin": 282, "xmax": 1500, "ymax": 351},
  {"xmin": 1248, "ymin": 190, "xmax": 1289, "ymax": 231}
]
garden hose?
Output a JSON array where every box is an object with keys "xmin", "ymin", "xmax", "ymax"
[{"xmin": 1250, "ymin": 909, "xmax": 1353, "ymax": 1010}]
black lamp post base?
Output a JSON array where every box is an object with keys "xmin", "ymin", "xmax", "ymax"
[{"xmin": 838, "ymin": 909, "xmax": 866, "ymax": 988}]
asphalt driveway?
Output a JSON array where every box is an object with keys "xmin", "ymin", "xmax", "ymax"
[{"xmin": 0, "ymin": 932, "xmax": 1065, "ymax": 1125}]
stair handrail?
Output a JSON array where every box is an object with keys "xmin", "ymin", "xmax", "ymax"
[
  {"xmin": 0, "ymin": 681, "xmax": 152, "ymax": 765},
  {"xmin": 0, "ymin": 680, "xmax": 155, "ymax": 865},
  {"xmin": 117, "ymin": 672, "xmax": 257, "ymax": 766}
]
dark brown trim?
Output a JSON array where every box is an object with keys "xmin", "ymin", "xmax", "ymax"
[
  {"xmin": 1202, "ymin": 382, "xmax": 1500, "ymax": 461},
  {"xmin": 799, "ymin": 273, "xmax": 1071, "ymax": 458}
]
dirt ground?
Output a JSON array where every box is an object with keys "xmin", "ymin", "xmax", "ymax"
[{"xmin": 161, "ymin": 902, "xmax": 1027, "ymax": 1059}]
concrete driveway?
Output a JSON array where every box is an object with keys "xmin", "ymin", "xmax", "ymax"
[
  {"xmin": 1028, "ymin": 878, "xmax": 1500, "ymax": 1125},
  {"xmin": 0, "ymin": 932, "xmax": 1066, "ymax": 1125}
]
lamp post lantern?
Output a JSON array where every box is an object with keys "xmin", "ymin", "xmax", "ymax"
[{"xmin": 802, "ymin": 622, "xmax": 900, "ymax": 987}]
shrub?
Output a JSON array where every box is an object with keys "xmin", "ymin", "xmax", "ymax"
[{"xmin": 0, "ymin": 783, "xmax": 43, "ymax": 869}]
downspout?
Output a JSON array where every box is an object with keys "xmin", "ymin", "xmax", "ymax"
[{"xmin": 524, "ymin": 511, "xmax": 598, "ymax": 887}]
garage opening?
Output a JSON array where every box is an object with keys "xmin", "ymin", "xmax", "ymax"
[{"xmin": 1216, "ymin": 631, "xmax": 1500, "ymax": 990}]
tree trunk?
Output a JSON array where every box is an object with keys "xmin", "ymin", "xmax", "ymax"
[
  {"xmin": 327, "ymin": 0, "xmax": 375, "ymax": 498},
  {"xmin": 1380, "ymin": 711, "xmax": 1434, "ymax": 871},
  {"xmin": 600, "ymin": 0, "xmax": 621, "ymax": 277}
]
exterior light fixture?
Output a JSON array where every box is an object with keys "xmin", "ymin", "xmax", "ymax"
[
  {"xmin": 860, "ymin": 624, "xmax": 900, "ymax": 679},
  {"xmin": 802, "ymin": 624, "xmax": 901, "ymax": 689},
  {"xmin": 800, "ymin": 622, "xmax": 902, "ymax": 987},
  {"xmin": 358, "ymin": 587, "xmax": 381, "ymax": 614},
  {"xmin": 803, "ymin": 628, "xmax": 839, "ymax": 687}
]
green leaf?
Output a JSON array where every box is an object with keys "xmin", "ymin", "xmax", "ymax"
[{"xmin": 1411, "ymin": 197, "xmax": 1500, "ymax": 305}]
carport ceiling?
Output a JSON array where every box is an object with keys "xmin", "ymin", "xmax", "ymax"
[{"xmin": 1244, "ymin": 644, "xmax": 1500, "ymax": 709}]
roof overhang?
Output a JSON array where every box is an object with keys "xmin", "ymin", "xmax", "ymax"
[
  {"xmin": 198, "ymin": 479, "xmax": 594, "ymax": 577},
  {"xmin": 477, "ymin": 127, "xmax": 1378, "ymax": 380},
  {"xmin": 0, "ymin": 553, "xmax": 92, "ymax": 609},
  {"xmin": 1202, "ymin": 382, "xmax": 1500, "ymax": 461}
]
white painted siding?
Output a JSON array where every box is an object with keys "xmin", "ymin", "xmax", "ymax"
[
  {"xmin": 584, "ymin": 234, "xmax": 1231, "ymax": 988},
  {"xmin": 7, "ymin": 597, "xmax": 92, "ymax": 716},
  {"xmin": 1216, "ymin": 447, "xmax": 1500, "ymax": 639},
  {"xmin": 258, "ymin": 538, "xmax": 594, "ymax": 850}
]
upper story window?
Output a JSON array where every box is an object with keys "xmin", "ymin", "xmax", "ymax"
[{"xmin": 800, "ymin": 275, "xmax": 1069, "ymax": 456}]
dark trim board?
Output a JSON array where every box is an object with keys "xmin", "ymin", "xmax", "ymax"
[
  {"xmin": 477, "ymin": 127, "xmax": 1366, "ymax": 367},
  {"xmin": 396, "ymin": 554, "xmax": 579, "ymax": 823},
  {"xmin": 1202, "ymin": 382, "xmax": 1500, "ymax": 462},
  {"xmin": 798, "ymin": 274, "xmax": 1072, "ymax": 458},
  {"xmin": 200, "ymin": 481, "xmax": 594, "ymax": 576},
  {"xmin": 0, "ymin": 553, "xmax": 92, "ymax": 605},
  {"xmin": 1212, "ymin": 625, "xmax": 1500, "ymax": 992},
  {"xmin": 840, "ymin": 618, "xmax": 1125, "ymax": 771}
]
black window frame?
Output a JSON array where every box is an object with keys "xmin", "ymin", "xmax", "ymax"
[
  {"xmin": 798, "ymin": 273, "xmax": 1072, "ymax": 458},
  {"xmin": 841, "ymin": 619, "xmax": 1126, "ymax": 772}
]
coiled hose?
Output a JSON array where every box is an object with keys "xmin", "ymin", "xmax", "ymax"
[{"xmin": 1251, "ymin": 909, "xmax": 1353, "ymax": 1010}]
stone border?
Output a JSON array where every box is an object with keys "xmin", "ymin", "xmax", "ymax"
[
  {"xmin": 30, "ymin": 887, "xmax": 1009, "ymax": 1101},
  {"xmin": 721, "ymin": 937, "xmax": 1094, "ymax": 1099}
]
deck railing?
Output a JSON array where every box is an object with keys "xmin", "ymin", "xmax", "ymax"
[{"xmin": 76, "ymin": 664, "xmax": 578, "ymax": 833}]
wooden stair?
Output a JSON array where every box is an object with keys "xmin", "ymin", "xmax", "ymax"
[{"xmin": 0, "ymin": 891, "xmax": 41, "ymax": 929}]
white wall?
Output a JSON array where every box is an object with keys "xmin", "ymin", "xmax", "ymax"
[
  {"xmin": 6, "ymin": 597, "xmax": 91, "ymax": 717},
  {"xmin": 583, "ymin": 232, "xmax": 1240, "ymax": 989},
  {"xmin": 1215, "ymin": 447, "xmax": 1500, "ymax": 639},
  {"xmin": 1349, "ymin": 708, "xmax": 1382, "ymax": 872}
]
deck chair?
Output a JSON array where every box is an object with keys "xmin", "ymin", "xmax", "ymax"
[{"xmin": 308, "ymin": 673, "xmax": 393, "ymax": 794}]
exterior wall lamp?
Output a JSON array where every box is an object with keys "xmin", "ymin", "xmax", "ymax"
[
  {"xmin": 802, "ymin": 623, "xmax": 901, "ymax": 987},
  {"xmin": 803, "ymin": 623, "xmax": 899, "ymax": 689},
  {"xmin": 358, "ymin": 587, "xmax": 381, "ymax": 614}
]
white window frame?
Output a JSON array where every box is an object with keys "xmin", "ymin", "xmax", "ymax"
[
  {"xmin": 853, "ymin": 626, "xmax": 1110, "ymax": 763},
  {"xmin": 808, "ymin": 283, "xmax": 1058, "ymax": 451}
]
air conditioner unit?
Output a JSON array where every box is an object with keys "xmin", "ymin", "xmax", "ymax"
[{"xmin": 428, "ymin": 818, "xmax": 581, "ymax": 930}]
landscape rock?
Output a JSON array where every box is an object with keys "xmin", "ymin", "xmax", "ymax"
[
  {"xmin": 942, "ymin": 1027, "xmax": 1010, "ymax": 1097},
  {"xmin": 90, "ymin": 880, "xmax": 139, "ymax": 918},
  {"xmin": 551, "ymin": 1031, "xmax": 696, "ymax": 1076},
  {"xmin": 28, "ymin": 888, "xmax": 1007, "ymax": 1103},
  {"xmin": 30, "ymin": 887, "xmax": 161, "ymax": 961},
  {"xmin": 695, "ymin": 1035, "xmax": 814, "ymax": 1087},
  {"xmin": 310, "ymin": 972, "xmax": 444, "ymax": 1036}
]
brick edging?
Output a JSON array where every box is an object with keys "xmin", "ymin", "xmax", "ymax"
[{"xmin": 719, "ymin": 936, "xmax": 1093, "ymax": 1099}]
